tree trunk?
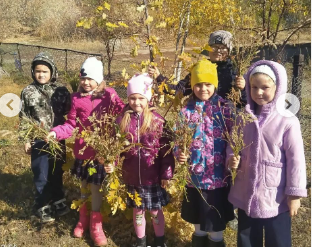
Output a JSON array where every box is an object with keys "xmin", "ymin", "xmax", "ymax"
[
  {"xmin": 272, "ymin": 0, "xmax": 286, "ymax": 44},
  {"xmin": 143, "ymin": 0, "xmax": 154, "ymax": 62},
  {"xmin": 175, "ymin": 2, "xmax": 191, "ymax": 82},
  {"xmin": 173, "ymin": 3, "xmax": 187, "ymax": 80},
  {"xmin": 261, "ymin": 0, "xmax": 266, "ymax": 41},
  {"xmin": 105, "ymin": 38, "xmax": 118, "ymax": 79}
]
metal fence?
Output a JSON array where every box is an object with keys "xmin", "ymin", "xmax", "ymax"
[
  {"xmin": 0, "ymin": 42, "xmax": 130, "ymax": 99},
  {"xmin": 0, "ymin": 43, "xmax": 310, "ymax": 156},
  {"xmin": 0, "ymin": 42, "xmax": 104, "ymax": 73}
]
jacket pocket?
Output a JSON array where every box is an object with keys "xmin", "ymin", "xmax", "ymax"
[{"xmin": 263, "ymin": 161, "xmax": 285, "ymax": 188}]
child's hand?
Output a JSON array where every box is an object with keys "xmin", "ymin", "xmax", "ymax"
[
  {"xmin": 161, "ymin": 180, "xmax": 169, "ymax": 188},
  {"xmin": 104, "ymin": 164, "xmax": 114, "ymax": 173},
  {"xmin": 24, "ymin": 142, "xmax": 32, "ymax": 155},
  {"xmin": 178, "ymin": 151, "xmax": 188, "ymax": 164},
  {"xmin": 228, "ymin": 155, "xmax": 240, "ymax": 169},
  {"xmin": 148, "ymin": 66, "xmax": 160, "ymax": 78},
  {"xmin": 235, "ymin": 76, "xmax": 245, "ymax": 90},
  {"xmin": 287, "ymin": 196, "xmax": 301, "ymax": 217},
  {"xmin": 96, "ymin": 156, "xmax": 105, "ymax": 165},
  {"xmin": 45, "ymin": 131, "xmax": 56, "ymax": 142}
]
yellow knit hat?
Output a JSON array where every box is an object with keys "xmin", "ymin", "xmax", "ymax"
[{"xmin": 191, "ymin": 59, "xmax": 218, "ymax": 89}]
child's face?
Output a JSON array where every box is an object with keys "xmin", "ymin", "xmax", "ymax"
[
  {"xmin": 193, "ymin": 83, "xmax": 215, "ymax": 101},
  {"xmin": 80, "ymin": 77, "xmax": 98, "ymax": 92},
  {"xmin": 128, "ymin": 93, "xmax": 148, "ymax": 113},
  {"xmin": 34, "ymin": 64, "xmax": 51, "ymax": 84},
  {"xmin": 250, "ymin": 74, "xmax": 276, "ymax": 106},
  {"xmin": 209, "ymin": 44, "xmax": 229, "ymax": 62}
]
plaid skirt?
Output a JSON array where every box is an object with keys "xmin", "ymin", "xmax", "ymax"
[
  {"xmin": 71, "ymin": 159, "xmax": 106, "ymax": 185},
  {"xmin": 126, "ymin": 184, "xmax": 170, "ymax": 210}
]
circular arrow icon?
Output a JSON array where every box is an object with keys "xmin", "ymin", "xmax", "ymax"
[
  {"xmin": 276, "ymin": 93, "xmax": 300, "ymax": 117},
  {"xmin": 0, "ymin": 93, "xmax": 22, "ymax": 117}
]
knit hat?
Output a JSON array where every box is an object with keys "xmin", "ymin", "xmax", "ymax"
[
  {"xmin": 209, "ymin": 30, "xmax": 233, "ymax": 52},
  {"xmin": 80, "ymin": 57, "xmax": 104, "ymax": 84},
  {"xmin": 250, "ymin": 65, "xmax": 276, "ymax": 84},
  {"xmin": 127, "ymin": 73, "xmax": 153, "ymax": 101},
  {"xmin": 191, "ymin": 60, "xmax": 218, "ymax": 89}
]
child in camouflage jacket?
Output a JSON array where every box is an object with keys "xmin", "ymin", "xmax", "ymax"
[{"xmin": 19, "ymin": 52, "xmax": 71, "ymax": 223}]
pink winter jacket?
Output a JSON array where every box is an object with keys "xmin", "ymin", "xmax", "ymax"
[
  {"xmin": 227, "ymin": 60, "xmax": 307, "ymax": 219},
  {"xmin": 116, "ymin": 109, "xmax": 175, "ymax": 186},
  {"xmin": 51, "ymin": 87, "xmax": 125, "ymax": 160}
]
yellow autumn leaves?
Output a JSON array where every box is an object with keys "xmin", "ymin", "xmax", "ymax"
[
  {"xmin": 76, "ymin": 1, "xmax": 129, "ymax": 32},
  {"xmin": 106, "ymin": 177, "xmax": 142, "ymax": 215},
  {"xmin": 75, "ymin": 112, "xmax": 142, "ymax": 215}
]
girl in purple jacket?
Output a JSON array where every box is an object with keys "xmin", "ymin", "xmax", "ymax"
[
  {"xmin": 47, "ymin": 57, "xmax": 124, "ymax": 246},
  {"xmin": 105, "ymin": 73, "xmax": 175, "ymax": 247},
  {"xmin": 227, "ymin": 60, "xmax": 307, "ymax": 247}
]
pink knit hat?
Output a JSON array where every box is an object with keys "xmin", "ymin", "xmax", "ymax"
[{"xmin": 127, "ymin": 73, "xmax": 153, "ymax": 101}]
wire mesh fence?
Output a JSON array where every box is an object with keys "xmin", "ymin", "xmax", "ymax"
[{"xmin": 0, "ymin": 42, "xmax": 104, "ymax": 72}]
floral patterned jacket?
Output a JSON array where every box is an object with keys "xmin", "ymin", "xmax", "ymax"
[{"xmin": 175, "ymin": 93, "xmax": 233, "ymax": 190}]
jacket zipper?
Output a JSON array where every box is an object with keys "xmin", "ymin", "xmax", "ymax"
[{"xmin": 137, "ymin": 114, "xmax": 142, "ymax": 185}]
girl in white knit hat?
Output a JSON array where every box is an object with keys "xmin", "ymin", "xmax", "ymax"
[{"xmin": 47, "ymin": 57, "xmax": 125, "ymax": 246}]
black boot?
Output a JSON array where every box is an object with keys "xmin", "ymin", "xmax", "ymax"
[
  {"xmin": 135, "ymin": 236, "xmax": 147, "ymax": 247},
  {"xmin": 192, "ymin": 234, "xmax": 208, "ymax": 247},
  {"xmin": 207, "ymin": 238, "xmax": 226, "ymax": 247},
  {"xmin": 154, "ymin": 235, "xmax": 165, "ymax": 247}
]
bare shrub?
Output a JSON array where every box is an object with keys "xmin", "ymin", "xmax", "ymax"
[
  {"xmin": 24, "ymin": 0, "xmax": 82, "ymax": 41},
  {"xmin": 0, "ymin": 0, "xmax": 81, "ymax": 41}
]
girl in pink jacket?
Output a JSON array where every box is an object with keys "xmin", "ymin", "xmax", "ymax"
[
  {"xmin": 227, "ymin": 60, "xmax": 307, "ymax": 247},
  {"xmin": 105, "ymin": 73, "xmax": 175, "ymax": 247},
  {"xmin": 47, "ymin": 57, "xmax": 124, "ymax": 246}
]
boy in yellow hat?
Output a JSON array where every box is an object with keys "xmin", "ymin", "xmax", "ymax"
[{"xmin": 174, "ymin": 59, "xmax": 234, "ymax": 247}]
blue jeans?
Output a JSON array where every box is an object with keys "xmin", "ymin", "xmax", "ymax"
[
  {"xmin": 237, "ymin": 208, "xmax": 291, "ymax": 247},
  {"xmin": 31, "ymin": 140, "xmax": 65, "ymax": 209}
]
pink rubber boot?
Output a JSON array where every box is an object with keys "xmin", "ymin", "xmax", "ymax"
[
  {"xmin": 90, "ymin": 211, "xmax": 107, "ymax": 246},
  {"xmin": 73, "ymin": 203, "xmax": 89, "ymax": 238}
]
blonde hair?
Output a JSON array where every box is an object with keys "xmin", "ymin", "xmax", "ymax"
[
  {"xmin": 78, "ymin": 80, "xmax": 107, "ymax": 98},
  {"xmin": 119, "ymin": 105, "xmax": 158, "ymax": 135}
]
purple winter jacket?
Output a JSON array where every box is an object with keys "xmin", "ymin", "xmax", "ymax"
[
  {"xmin": 227, "ymin": 60, "xmax": 307, "ymax": 219},
  {"xmin": 52, "ymin": 87, "xmax": 125, "ymax": 160},
  {"xmin": 116, "ymin": 109, "xmax": 175, "ymax": 186}
]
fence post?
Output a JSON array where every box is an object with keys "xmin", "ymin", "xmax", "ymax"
[
  {"xmin": 291, "ymin": 54, "xmax": 304, "ymax": 117},
  {"xmin": 260, "ymin": 49, "xmax": 266, "ymax": 60},
  {"xmin": 17, "ymin": 44, "xmax": 23, "ymax": 72},
  {"xmin": 100, "ymin": 55, "xmax": 105, "ymax": 76},
  {"xmin": 65, "ymin": 49, "xmax": 68, "ymax": 72}
]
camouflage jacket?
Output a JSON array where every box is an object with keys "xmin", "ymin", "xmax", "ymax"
[{"xmin": 19, "ymin": 81, "xmax": 71, "ymax": 143}]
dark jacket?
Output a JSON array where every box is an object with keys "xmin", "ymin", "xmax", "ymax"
[{"xmin": 116, "ymin": 109, "xmax": 175, "ymax": 186}]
